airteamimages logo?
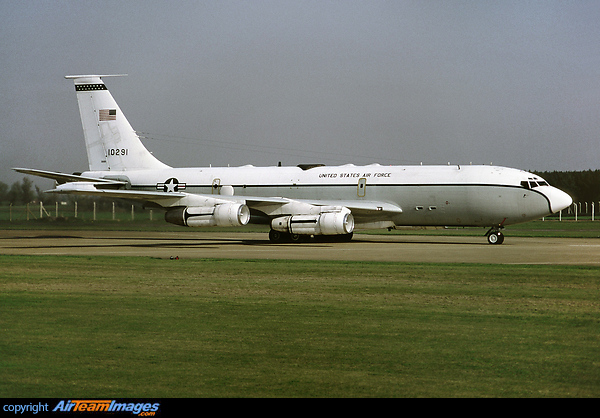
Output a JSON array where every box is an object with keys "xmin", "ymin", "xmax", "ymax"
[{"xmin": 52, "ymin": 400, "xmax": 160, "ymax": 416}]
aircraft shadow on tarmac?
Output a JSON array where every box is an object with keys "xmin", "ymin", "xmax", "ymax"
[{"xmin": 5, "ymin": 233, "xmax": 487, "ymax": 250}]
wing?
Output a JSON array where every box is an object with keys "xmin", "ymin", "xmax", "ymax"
[
  {"xmin": 244, "ymin": 196, "xmax": 402, "ymax": 227},
  {"xmin": 46, "ymin": 182, "xmax": 187, "ymax": 200},
  {"xmin": 47, "ymin": 185, "xmax": 401, "ymax": 215},
  {"xmin": 316, "ymin": 200, "xmax": 402, "ymax": 225}
]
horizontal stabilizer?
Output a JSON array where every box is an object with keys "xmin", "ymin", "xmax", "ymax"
[
  {"xmin": 13, "ymin": 168, "xmax": 126, "ymax": 185},
  {"xmin": 65, "ymin": 74, "xmax": 127, "ymax": 79}
]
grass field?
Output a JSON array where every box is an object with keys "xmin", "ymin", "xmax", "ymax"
[{"xmin": 1, "ymin": 255, "xmax": 598, "ymax": 397}]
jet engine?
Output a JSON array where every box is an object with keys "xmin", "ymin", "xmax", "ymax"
[
  {"xmin": 271, "ymin": 207, "xmax": 354, "ymax": 235},
  {"xmin": 165, "ymin": 203, "xmax": 250, "ymax": 227}
]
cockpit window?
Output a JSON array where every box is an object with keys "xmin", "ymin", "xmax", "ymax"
[{"xmin": 521, "ymin": 180, "xmax": 549, "ymax": 189}]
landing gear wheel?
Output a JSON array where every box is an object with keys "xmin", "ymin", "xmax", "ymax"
[
  {"xmin": 290, "ymin": 233, "xmax": 303, "ymax": 243},
  {"xmin": 487, "ymin": 231, "xmax": 504, "ymax": 245},
  {"xmin": 269, "ymin": 229, "xmax": 285, "ymax": 243}
]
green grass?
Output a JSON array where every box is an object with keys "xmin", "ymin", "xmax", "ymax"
[{"xmin": 1, "ymin": 255, "xmax": 598, "ymax": 397}]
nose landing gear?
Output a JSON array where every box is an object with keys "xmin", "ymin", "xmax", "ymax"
[
  {"xmin": 485, "ymin": 228, "xmax": 505, "ymax": 245},
  {"xmin": 485, "ymin": 218, "xmax": 507, "ymax": 245}
]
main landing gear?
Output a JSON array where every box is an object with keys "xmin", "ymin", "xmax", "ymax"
[
  {"xmin": 269, "ymin": 229, "xmax": 306, "ymax": 243},
  {"xmin": 485, "ymin": 228, "xmax": 505, "ymax": 245}
]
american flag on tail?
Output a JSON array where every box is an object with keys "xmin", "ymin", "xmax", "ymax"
[{"xmin": 99, "ymin": 109, "xmax": 117, "ymax": 121}]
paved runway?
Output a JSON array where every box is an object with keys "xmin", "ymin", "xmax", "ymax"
[{"xmin": 1, "ymin": 229, "xmax": 599, "ymax": 265}]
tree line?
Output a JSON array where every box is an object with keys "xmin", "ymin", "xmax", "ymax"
[
  {"xmin": 0, "ymin": 178, "xmax": 128, "ymax": 210},
  {"xmin": 1, "ymin": 170, "xmax": 599, "ymax": 207},
  {"xmin": 0, "ymin": 178, "xmax": 40, "ymax": 206}
]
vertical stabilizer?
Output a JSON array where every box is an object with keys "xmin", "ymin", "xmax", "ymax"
[{"xmin": 65, "ymin": 75, "xmax": 170, "ymax": 171}]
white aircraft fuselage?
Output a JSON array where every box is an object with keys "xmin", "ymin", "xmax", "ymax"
[
  {"xmin": 15, "ymin": 75, "xmax": 573, "ymax": 244},
  {"xmin": 82, "ymin": 164, "xmax": 568, "ymax": 227}
]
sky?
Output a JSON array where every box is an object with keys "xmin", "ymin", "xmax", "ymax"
[{"xmin": 2, "ymin": 0, "xmax": 600, "ymax": 188}]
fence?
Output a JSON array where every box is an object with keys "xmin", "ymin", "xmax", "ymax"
[
  {"xmin": 3, "ymin": 201, "xmax": 599, "ymax": 223},
  {"xmin": 565, "ymin": 202, "xmax": 599, "ymax": 221},
  {"xmin": 0, "ymin": 202, "xmax": 159, "ymax": 222}
]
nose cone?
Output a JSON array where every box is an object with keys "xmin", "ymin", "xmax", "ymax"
[{"xmin": 545, "ymin": 187, "xmax": 573, "ymax": 213}]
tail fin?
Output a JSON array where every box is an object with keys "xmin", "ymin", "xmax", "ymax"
[{"xmin": 65, "ymin": 75, "xmax": 170, "ymax": 171}]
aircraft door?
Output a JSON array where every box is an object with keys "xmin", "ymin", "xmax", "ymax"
[
  {"xmin": 357, "ymin": 178, "xmax": 367, "ymax": 197},
  {"xmin": 212, "ymin": 178, "xmax": 221, "ymax": 194}
]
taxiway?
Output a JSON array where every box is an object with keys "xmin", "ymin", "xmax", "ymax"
[{"xmin": 1, "ymin": 230, "xmax": 599, "ymax": 265}]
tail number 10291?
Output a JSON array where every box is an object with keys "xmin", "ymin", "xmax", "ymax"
[{"xmin": 107, "ymin": 148, "xmax": 129, "ymax": 156}]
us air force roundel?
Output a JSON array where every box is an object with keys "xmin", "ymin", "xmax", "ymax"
[{"xmin": 156, "ymin": 178, "xmax": 186, "ymax": 192}]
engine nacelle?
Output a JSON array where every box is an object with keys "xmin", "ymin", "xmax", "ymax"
[
  {"xmin": 165, "ymin": 203, "xmax": 250, "ymax": 227},
  {"xmin": 271, "ymin": 207, "xmax": 354, "ymax": 235}
]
